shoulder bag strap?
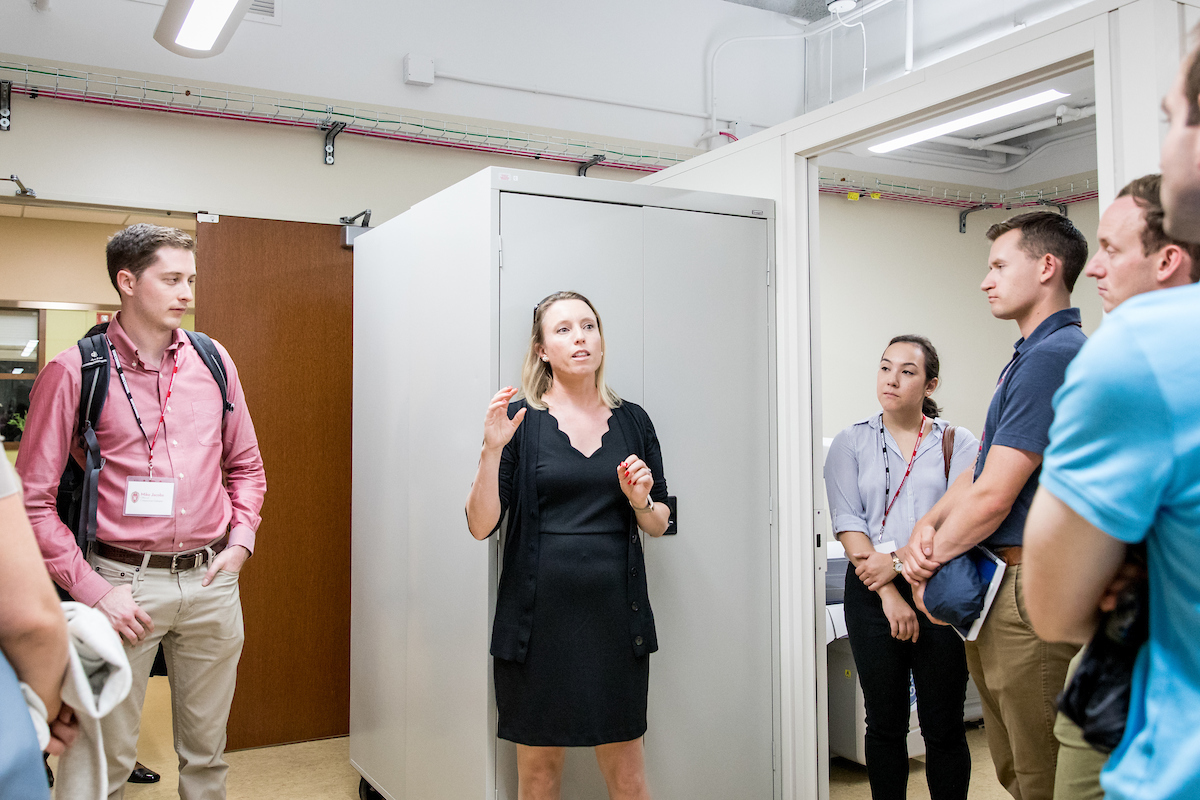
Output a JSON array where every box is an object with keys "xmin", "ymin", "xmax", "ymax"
[{"xmin": 942, "ymin": 426, "xmax": 956, "ymax": 483}]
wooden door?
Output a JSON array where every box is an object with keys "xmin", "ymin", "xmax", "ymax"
[{"xmin": 196, "ymin": 216, "xmax": 352, "ymax": 749}]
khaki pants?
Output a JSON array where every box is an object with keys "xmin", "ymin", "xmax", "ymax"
[
  {"xmin": 964, "ymin": 565, "xmax": 1078, "ymax": 800},
  {"xmin": 1052, "ymin": 650, "xmax": 1108, "ymax": 800},
  {"xmin": 89, "ymin": 551, "xmax": 244, "ymax": 800}
]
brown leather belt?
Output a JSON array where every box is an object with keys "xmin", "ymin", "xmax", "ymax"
[
  {"xmin": 95, "ymin": 535, "xmax": 228, "ymax": 573},
  {"xmin": 996, "ymin": 545, "xmax": 1023, "ymax": 566}
]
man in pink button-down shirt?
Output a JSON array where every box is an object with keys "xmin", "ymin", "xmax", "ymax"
[{"xmin": 17, "ymin": 224, "xmax": 266, "ymax": 799}]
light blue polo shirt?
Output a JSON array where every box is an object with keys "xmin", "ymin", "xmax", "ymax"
[{"xmin": 1041, "ymin": 283, "xmax": 1200, "ymax": 800}]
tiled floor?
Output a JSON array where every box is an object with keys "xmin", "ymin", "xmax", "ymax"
[{"xmin": 59, "ymin": 677, "xmax": 1013, "ymax": 799}]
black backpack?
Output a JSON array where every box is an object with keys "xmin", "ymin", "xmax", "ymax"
[{"xmin": 55, "ymin": 323, "xmax": 235, "ymax": 554}]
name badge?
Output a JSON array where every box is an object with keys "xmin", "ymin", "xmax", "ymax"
[
  {"xmin": 874, "ymin": 539, "xmax": 897, "ymax": 554},
  {"xmin": 124, "ymin": 476, "xmax": 176, "ymax": 517}
]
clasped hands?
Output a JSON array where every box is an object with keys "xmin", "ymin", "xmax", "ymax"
[{"xmin": 896, "ymin": 522, "xmax": 950, "ymax": 626}]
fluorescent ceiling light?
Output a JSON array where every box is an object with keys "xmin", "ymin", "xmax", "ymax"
[
  {"xmin": 175, "ymin": 0, "xmax": 241, "ymax": 50},
  {"xmin": 868, "ymin": 89, "xmax": 1070, "ymax": 154},
  {"xmin": 20, "ymin": 339, "xmax": 37, "ymax": 358},
  {"xmin": 11, "ymin": 368, "xmax": 24, "ymax": 375},
  {"xmin": 154, "ymin": 0, "xmax": 254, "ymax": 58}
]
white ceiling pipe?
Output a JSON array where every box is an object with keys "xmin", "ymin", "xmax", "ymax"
[
  {"xmin": 973, "ymin": 105, "xmax": 1096, "ymax": 147},
  {"xmin": 701, "ymin": 33, "xmax": 803, "ymax": 145},
  {"xmin": 931, "ymin": 136, "xmax": 1030, "ymax": 155},
  {"xmin": 904, "ymin": 0, "xmax": 914, "ymax": 73},
  {"xmin": 877, "ymin": 130, "xmax": 1095, "ymax": 175}
]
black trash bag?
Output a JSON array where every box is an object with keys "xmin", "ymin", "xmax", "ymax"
[{"xmin": 1058, "ymin": 548, "xmax": 1149, "ymax": 754}]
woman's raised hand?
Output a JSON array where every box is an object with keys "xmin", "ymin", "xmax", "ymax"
[
  {"xmin": 483, "ymin": 387, "xmax": 526, "ymax": 452},
  {"xmin": 618, "ymin": 455, "xmax": 653, "ymax": 508}
]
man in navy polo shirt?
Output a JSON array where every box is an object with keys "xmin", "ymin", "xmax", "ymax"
[
  {"xmin": 1022, "ymin": 36, "xmax": 1200, "ymax": 800},
  {"xmin": 900, "ymin": 211, "xmax": 1089, "ymax": 800}
]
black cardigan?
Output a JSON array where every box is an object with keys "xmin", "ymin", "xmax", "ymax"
[{"xmin": 488, "ymin": 399, "xmax": 669, "ymax": 663}]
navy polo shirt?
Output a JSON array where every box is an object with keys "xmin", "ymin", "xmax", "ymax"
[{"xmin": 975, "ymin": 307, "xmax": 1086, "ymax": 548}]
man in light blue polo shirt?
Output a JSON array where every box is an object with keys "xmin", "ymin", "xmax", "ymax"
[{"xmin": 1023, "ymin": 38, "xmax": 1200, "ymax": 800}]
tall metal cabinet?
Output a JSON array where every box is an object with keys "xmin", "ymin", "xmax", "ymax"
[{"xmin": 350, "ymin": 168, "xmax": 779, "ymax": 800}]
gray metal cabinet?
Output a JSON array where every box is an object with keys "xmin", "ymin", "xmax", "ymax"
[{"xmin": 350, "ymin": 168, "xmax": 778, "ymax": 800}]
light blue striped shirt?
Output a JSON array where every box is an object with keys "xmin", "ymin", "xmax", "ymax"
[{"xmin": 824, "ymin": 414, "xmax": 978, "ymax": 551}]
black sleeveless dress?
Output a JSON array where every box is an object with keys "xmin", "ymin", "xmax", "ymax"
[{"xmin": 493, "ymin": 412, "xmax": 650, "ymax": 746}]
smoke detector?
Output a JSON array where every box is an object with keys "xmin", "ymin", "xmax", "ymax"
[{"xmin": 827, "ymin": 0, "xmax": 856, "ymax": 12}]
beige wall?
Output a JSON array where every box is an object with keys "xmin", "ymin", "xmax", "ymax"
[
  {"xmin": 0, "ymin": 217, "xmax": 123, "ymax": 306},
  {"xmin": 5, "ymin": 95, "xmax": 640, "ymax": 228},
  {"xmin": 818, "ymin": 194, "xmax": 1103, "ymax": 441}
]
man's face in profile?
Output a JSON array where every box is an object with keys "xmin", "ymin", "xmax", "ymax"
[{"xmin": 1160, "ymin": 48, "xmax": 1200, "ymax": 242}]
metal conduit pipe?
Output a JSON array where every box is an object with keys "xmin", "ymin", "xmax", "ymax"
[
  {"xmin": 932, "ymin": 137, "xmax": 1030, "ymax": 155},
  {"xmin": 434, "ymin": 71, "xmax": 776, "ymax": 128},
  {"xmin": 699, "ymin": 32, "xmax": 803, "ymax": 146},
  {"xmin": 701, "ymin": 0, "xmax": 901, "ymax": 147},
  {"xmin": 972, "ymin": 104, "xmax": 1095, "ymax": 146},
  {"xmin": 931, "ymin": 105, "xmax": 1094, "ymax": 154}
]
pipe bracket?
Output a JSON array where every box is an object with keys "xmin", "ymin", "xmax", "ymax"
[
  {"xmin": 322, "ymin": 121, "xmax": 348, "ymax": 165},
  {"xmin": 959, "ymin": 203, "xmax": 994, "ymax": 234},
  {"xmin": 1, "ymin": 81, "xmax": 11, "ymax": 132}
]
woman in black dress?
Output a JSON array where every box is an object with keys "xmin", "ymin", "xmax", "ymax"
[{"xmin": 466, "ymin": 291, "xmax": 670, "ymax": 800}]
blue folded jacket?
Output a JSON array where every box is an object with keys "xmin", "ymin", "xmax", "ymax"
[{"xmin": 923, "ymin": 550, "xmax": 988, "ymax": 628}]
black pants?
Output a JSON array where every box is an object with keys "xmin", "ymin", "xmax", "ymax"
[{"xmin": 843, "ymin": 566, "xmax": 971, "ymax": 800}]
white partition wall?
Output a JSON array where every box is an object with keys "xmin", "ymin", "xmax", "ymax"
[{"xmin": 351, "ymin": 168, "xmax": 778, "ymax": 800}]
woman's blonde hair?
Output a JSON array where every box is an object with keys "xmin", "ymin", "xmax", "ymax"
[{"xmin": 520, "ymin": 291, "xmax": 622, "ymax": 410}]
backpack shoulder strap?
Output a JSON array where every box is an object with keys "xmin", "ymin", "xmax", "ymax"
[
  {"xmin": 76, "ymin": 333, "xmax": 110, "ymax": 434},
  {"xmin": 75, "ymin": 332, "xmax": 110, "ymax": 546},
  {"xmin": 942, "ymin": 426, "xmax": 956, "ymax": 482},
  {"xmin": 184, "ymin": 330, "xmax": 235, "ymax": 416}
]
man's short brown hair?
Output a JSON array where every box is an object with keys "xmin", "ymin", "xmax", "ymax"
[
  {"xmin": 106, "ymin": 223, "xmax": 195, "ymax": 292},
  {"xmin": 1117, "ymin": 174, "xmax": 1200, "ymax": 283},
  {"xmin": 985, "ymin": 211, "xmax": 1089, "ymax": 292}
]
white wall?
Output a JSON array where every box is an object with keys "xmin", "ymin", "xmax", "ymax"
[{"xmin": 818, "ymin": 193, "xmax": 1103, "ymax": 441}]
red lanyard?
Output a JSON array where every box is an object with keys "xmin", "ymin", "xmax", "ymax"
[
  {"xmin": 880, "ymin": 415, "xmax": 926, "ymax": 536},
  {"xmin": 107, "ymin": 337, "xmax": 179, "ymax": 476}
]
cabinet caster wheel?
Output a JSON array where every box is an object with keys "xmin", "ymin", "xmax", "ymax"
[{"xmin": 359, "ymin": 776, "xmax": 383, "ymax": 799}]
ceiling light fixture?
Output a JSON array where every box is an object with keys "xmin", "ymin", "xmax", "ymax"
[
  {"xmin": 868, "ymin": 89, "xmax": 1070, "ymax": 154},
  {"xmin": 828, "ymin": 0, "xmax": 857, "ymax": 12},
  {"xmin": 20, "ymin": 339, "xmax": 37, "ymax": 358},
  {"xmin": 153, "ymin": 0, "xmax": 255, "ymax": 58}
]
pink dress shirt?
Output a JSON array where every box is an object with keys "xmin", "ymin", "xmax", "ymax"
[{"xmin": 16, "ymin": 314, "xmax": 266, "ymax": 606}]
